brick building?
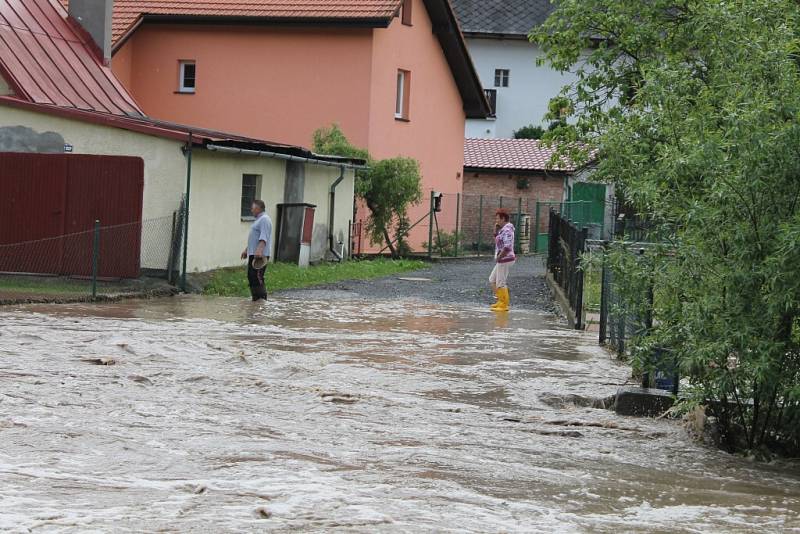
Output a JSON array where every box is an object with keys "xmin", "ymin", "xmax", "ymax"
[{"xmin": 462, "ymin": 138, "xmax": 580, "ymax": 253}]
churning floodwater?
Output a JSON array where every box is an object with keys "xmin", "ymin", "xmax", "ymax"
[{"xmin": 0, "ymin": 294, "xmax": 798, "ymax": 532}]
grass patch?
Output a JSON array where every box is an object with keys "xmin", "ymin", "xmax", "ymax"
[
  {"xmin": 0, "ymin": 276, "xmax": 94, "ymax": 296},
  {"xmin": 203, "ymin": 258, "xmax": 426, "ymax": 297},
  {"xmin": 583, "ymin": 265, "xmax": 602, "ymax": 313}
]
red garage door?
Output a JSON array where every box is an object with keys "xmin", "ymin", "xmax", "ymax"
[{"xmin": 0, "ymin": 153, "xmax": 144, "ymax": 279}]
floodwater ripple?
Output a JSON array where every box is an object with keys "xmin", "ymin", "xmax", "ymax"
[{"xmin": 0, "ymin": 295, "xmax": 798, "ymax": 532}]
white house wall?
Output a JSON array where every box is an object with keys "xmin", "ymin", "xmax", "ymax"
[
  {"xmin": 187, "ymin": 151, "xmax": 284, "ymax": 273},
  {"xmin": 302, "ymin": 165, "xmax": 356, "ymax": 261},
  {"xmin": 187, "ymin": 152, "xmax": 356, "ymax": 272},
  {"xmin": 464, "ymin": 38, "xmax": 581, "ymax": 138}
]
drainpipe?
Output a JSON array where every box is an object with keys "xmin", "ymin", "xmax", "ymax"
[
  {"xmin": 180, "ymin": 132, "xmax": 193, "ymax": 292},
  {"xmin": 205, "ymin": 144, "xmax": 365, "ymax": 171},
  {"xmin": 329, "ymin": 167, "xmax": 346, "ymax": 262}
]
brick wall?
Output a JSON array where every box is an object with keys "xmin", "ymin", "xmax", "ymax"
[{"xmin": 460, "ymin": 170, "xmax": 567, "ymax": 253}]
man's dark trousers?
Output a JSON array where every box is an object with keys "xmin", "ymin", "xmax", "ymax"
[{"xmin": 247, "ymin": 256, "xmax": 267, "ymax": 301}]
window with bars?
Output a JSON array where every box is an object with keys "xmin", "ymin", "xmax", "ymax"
[
  {"xmin": 241, "ymin": 174, "xmax": 261, "ymax": 218},
  {"xmin": 494, "ymin": 68, "xmax": 510, "ymax": 88}
]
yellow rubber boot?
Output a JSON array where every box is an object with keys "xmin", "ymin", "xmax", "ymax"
[
  {"xmin": 490, "ymin": 288, "xmax": 503, "ymax": 310},
  {"xmin": 494, "ymin": 287, "xmax": 510, "ymax": 312}
]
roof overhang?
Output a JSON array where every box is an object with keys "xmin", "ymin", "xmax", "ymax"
[
  {"xmin": 462, "ymin": 31, "xmax": 529, "ymax": 40},
  {"xmin": 113, "ymin": 13, "xmax": 392, "ymax": 53},
  {"xmin": 424, "ymin": 0, "xmax": 491, "ymax": 119},
  {"xmin": 0, "ymin": 96, "xmax": 365, "ymax": 166},
  {"xmin": 464, "ymin": 166, "xmax": 571, "ymax": 176}
]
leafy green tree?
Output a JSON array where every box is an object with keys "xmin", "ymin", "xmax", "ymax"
[
  {"xmin": 313, "ymin": 125, "xmax": 423, "ymax": 257},
  {"xmin": 513, "ymin": 124, "xmax": 545, "ymax": 139},
  {"xmin": 358, "ymin": 157, "xmax": 423, "ymax": 257},
  {"xmin": 535, "ymin": 0, "xmax": 800, "ymax": 453}
]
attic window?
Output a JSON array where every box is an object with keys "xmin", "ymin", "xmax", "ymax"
[
  {"xmin": 494, "ymin": 69, "xmax": 510, "ymax": 88},
  {"xmin": 401, "ymin": 0, "xmax": 412, "ymax": 26},
  {"xmin": 178, "ymin": 60, "xmax": 196, "ymax": 93}
]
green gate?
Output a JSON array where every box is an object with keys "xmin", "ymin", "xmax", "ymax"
[{"xmin": 533, "ymin": 193, "xmax": 605, "ymax": 253}]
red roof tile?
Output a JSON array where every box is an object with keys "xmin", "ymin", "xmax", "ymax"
[
  {"xmin": 60, "ymin": 0, "xmax": 403, "ymax": 43},
  {"xmin": 464, "ymin": 137, "xmax": 580, "ymax": 172},
  {"xmin": 0, "ymin": 0, "xmax": 142, "ymax": 116}
]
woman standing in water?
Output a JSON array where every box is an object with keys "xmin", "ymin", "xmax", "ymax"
[{"xmin": 490, "ymin": 209, "xmax": 515, "ymax": 312}]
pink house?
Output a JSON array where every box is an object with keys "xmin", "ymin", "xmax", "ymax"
[{"xmin": 63, "ymin": 0, "xmax": 489, "ymax": 250}]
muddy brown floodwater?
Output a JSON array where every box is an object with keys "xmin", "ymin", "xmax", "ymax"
[{"xmin": 1, "ymin": 294, "xmax": 799, "ymax": 532}]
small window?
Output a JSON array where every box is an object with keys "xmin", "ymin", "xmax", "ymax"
[
  {"xmin": 494, "ymin": 68, "xmax": 510, "ymax": 88},
  {"xmin": 395, "ymin": 69, "xmax": 411, "ymax": 120},
  {"xmin": 179, "ymin": 60, "xmax": 196, "ymax": 93},
  {"xmin": 401, "ymin": 0, "xmax": 412, "ymax": 26},
  {"xmin": 241, "ymin": 174, "xmax": 261, "ymax": 217}
]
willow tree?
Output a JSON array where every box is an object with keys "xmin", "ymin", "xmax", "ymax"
[{"xmin": 535, "ymin": 0, "xmax": 800, "ymax": 453}]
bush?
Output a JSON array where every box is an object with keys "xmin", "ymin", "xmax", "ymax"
[{"xmin": 422, "ymin": 230, "xmax": 464, "ymax": 257}]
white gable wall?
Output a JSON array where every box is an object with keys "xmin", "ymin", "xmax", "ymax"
[{"xmin": 464, "ymin": 38, "xmax": 581, "ymax": 138}]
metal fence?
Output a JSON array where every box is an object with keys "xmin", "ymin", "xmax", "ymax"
[
  {"xmin": 597, "ymin": 246, "xmax": 652, "ymax": 356},
  {"xmin": 350, "ymin": 192, "xmax": 607, "ymax": 258},
  {"xmin": 0, "ymin": 212, "xmax": 183, "ymax": 301},
  {"xmin": 546, "ymin": 209, "xmax": 588, "ymax": 329}
]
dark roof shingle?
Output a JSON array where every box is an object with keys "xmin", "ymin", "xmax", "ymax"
[{"xmin": 450, "ymin": 0, "xmax": 554, "ymax": 37}]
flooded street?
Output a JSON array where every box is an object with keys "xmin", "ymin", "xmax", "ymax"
[{"xmin": 1, "ymin": 294, "xmax": 799, "ymax": 532}]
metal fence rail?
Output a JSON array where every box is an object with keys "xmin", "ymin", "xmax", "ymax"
[
  {"xmin": 546, "ymin": 209, "xmax": 588, "ymax": 329},
  {"xmin": 350, "ymin": 193, "xmax": 607, "ymax": 258},
  {"xmin": 0, "ymin": 212, "xmax": 183, "ymax": 301}
]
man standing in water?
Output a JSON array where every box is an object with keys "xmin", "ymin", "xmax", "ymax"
[
  {"xmin": 241, "ymin": 200, "xmax": 272, "ymax": 301},
  {"xmin": 490, "ymin": 209, "xmax": 515, "ymax": 312}
]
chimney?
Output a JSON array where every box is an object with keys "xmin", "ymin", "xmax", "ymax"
[{"xmin": 68, "ymin": 0, "xmax": 113, "ymax": 64}]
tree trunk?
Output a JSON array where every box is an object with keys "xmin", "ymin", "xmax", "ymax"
[{"xmin": 383, "ymin": 227, "xmax": 398, "ymax": 258}]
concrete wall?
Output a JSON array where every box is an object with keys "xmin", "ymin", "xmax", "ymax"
[
  {"xmin": 464, "ymin": 38, "xmax": 581, "ymax": 138},
  {"xmin": 188, "ymin": 151, "xmax": 356, "ymax": 272},
  {"xmin": 302, "ymin": 164, "xmax": 356, "ymax": 260},
  {"xmin": 187, "ymin": 150, "xmax": 284, "ymax": 273}
]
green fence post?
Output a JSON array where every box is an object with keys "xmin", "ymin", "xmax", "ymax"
[
  {"xmin": 455, "ymin": 192, "xmax": 461, "ymax": 257},
  {"xmin": 515, "ymin": 197, "xmax": 522, "ymax": 253},
  {"xmin": 91, "ymin": 219, "xmax": 100, "ymax": 300},
  {"xmin": 477, "ymin": 195, "xmax": 483, "ymax": 257},
  {"xmin": 427, "ymin": 190, "xmax": 434, "ymax": 259},
  {"xmin": 534, "ymin": 200, "xmax": 541, "ymax": 253}
]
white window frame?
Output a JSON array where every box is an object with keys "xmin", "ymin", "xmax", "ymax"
[
  {"xmin": 395, "ymin": 70, "xmax": 406, "ymax": 119},
  {"xmin": 179, "ymin": 60, "xmax": 196, "ymax": 93},
  {"xmin": 494, "ymin": 68, "xmax": 510, "ymax": 88},
  {"xmin": 241, "ymin": 174, "xmax": 262, "ymax": 219}
]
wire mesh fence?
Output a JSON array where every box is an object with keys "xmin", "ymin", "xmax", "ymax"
[
  {"xmin": 0, "ymin": 212, "xmax": 183, "ymax": 301},
  {"xmin": 350, "ymin": 192, "xmax": 610, "ymax": 258}
]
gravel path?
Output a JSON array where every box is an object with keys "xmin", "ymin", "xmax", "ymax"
[{"xmin": 288, "ymin": 255, "xmax": 558, "ymax": 313}]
